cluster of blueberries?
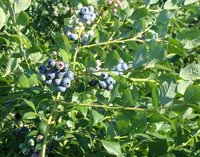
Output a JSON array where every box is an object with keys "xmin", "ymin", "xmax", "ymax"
[
  {"xmin": 112, "ymin": 59, "xmax": 128, "ymax": 75},
  {"xmin": 66, "ymin": 5, "xmax": 96, "ymax": 41},
  {"xmin": 108, "ymin": 0, "xmax": 123, "ymax": 13},
  {"xmin": 38, "ymin": 59, "xmax": 74, "ymax": 92},
  {"xmin": 78, "ymin": 6, "xmax": 96, "ymax": 25}
]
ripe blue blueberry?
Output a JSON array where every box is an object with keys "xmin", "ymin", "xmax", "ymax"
[
  {"xmin": 88, "ymin": 79, "xmax": 98, "ymax": 86},
  {"xmin": 99, "ymin": 81, "xmax": 107, "ymax": 89},
  {"xmin": 57, "ymin": 71, "xmax": 66, "ymax": 78},
  {"xmin": 121, "ymin": 62, "xmax": 128, "ymax": 71},
  {"xmin": 45, "ymin": 79, "xmax": 52, "ymax": 85},
  {"xmin": 61, "ymin": 78, "xmax": 71, "ymax": 87},
  {"xmin": 54, "ymin": 78, "xmax": 62, "ymax": 86},
  {"xmin": 82, "ymin": 15, "xmax": 90, "ymax": 23},
  {"xmin": 89, "ymin": 13, "xmax": 96, "ymax": 21},
  {"xmin": 80, "ymin": 7, "xmax": 89, "ymax": 15},
  {"xmin": 116, "ymin": 64, "xmax": 123, "ymax": 72},
  {"xmin": 88, "ymin": 5, "xmax": 94, "ymax": 13},
  {"xmin": 57, "ymin": 86, "xmax": 67, "ymax": 92},
  {"xmin": 48, "ymin": 59, "xmax": 56, "ymax": 68},
  {"xmin": 107, "ymin": 84, "xmax": 114, "ymax": 91},
  {"xmin": 39, "ymin": 64, "xmax": 47, "ymax": 73},
  {"xmin": 106, "ymin": 77, "xmax": 116, "ymax": 85},
  {"xmin": 101, "ymin": 72, "xmax": 109, "ymax": 79},
  {"xmin": 63, "ymin": 62, "xmax": 69, "ymax": 72},
  {"xmin": 66, "ymin": 70, "xmax": 74, "ymax": 81},
  {"xmin": 46, "ymin": 72, "xmax": 56, "ymax": 80},
  {"xmin": 69, "ymin": 33, "xmax": 78, "ymax": 40}
]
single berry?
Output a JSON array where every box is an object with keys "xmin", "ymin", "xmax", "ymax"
[
  {"xmin": 82, "ymin": 15, "xmax": 91, "ymax": 23},
  {"xmin": 54, "ymin": 78, "xmax": 62, "ymax": 86},
  {"xmin": 66, "ymin": 70, "xmax": 74, "ymax": 81},
  {"xmin": 65, "ymin": 26, "xmax": 73, "ymax": 32},
  {"xmin": 112, "ymin": 8, "xmax": 117, "ymax": 13},
  {"xmin": 88, "ymin": 5, "xmax": 94, "ymax": 12},
  {"xmin": 119, "ymin": 59, "xmax": 124, "ymax": 63},
  {"xmin": 99, "ymin": 81, "xmax": 107, "ymax": 89},
  {"xmin": 36, "ymin": 135, "xmax": 43, "ymax": 142},
  {"xmin": 88, "ymin": 13, "xmax": 96, "ymax": 21},
  {"xmin": 46, "ymin": 72, "xmax": 56, "ymax": 80},
  {"xmin": 82, "ymin": 34, "xmax": 88, "ymax": 41},
  {"xmin": 38, "ymin": 73, "xmax": 46, "ymax": 81},
  {"xmin": 57, "ymin": 71, "xmax": 66, "ymax": 78},
  {"xmin": 57, "ymin": 86, "xmax": 67, "ymax": 92},
  {"xmin": 69, "ymin": 33, "xmax": 78, "ymax": 40},
  {"xmin": 51, "ymin": 50, "xmax": 58, "ymax": 56},
  {"xmin": 39, "ymin": 65, "xmax": 47, "ymax": 73},
  {"xmin": 47, "ymin": 59, "xmax": 56, "ymax": 68},
  {"xmin": 101, "ymin": 72, "xmax": 109, "ymax": 79},
  {"xmin": 80, "ymin": 7, "xmax": 89, "ymax": 15},
  {"xmin": 61, "ymin": 78, "xmax": 71, "ymax": 87},
  {"xmin": 88, "ymin": 79, "xmax": 98, "ymax": 86},
  {"xmin": 106, "ymin": 77, "xmax": 116, "ymax": 85},
  {"xmin": 116, "ymin": 64, "xmax": 123, "ymax": 72},
  {"xmin": 45, "ymin": 79, "xmax": 52, "ymax": 85},
  {"xmin": 31, "ymin": 153, "xmax": 39, "ymax": 157},
  {"xmin": 64, "ymin": 62, "xmax": 69, "ymax": 72},
  {"xmin": 28, "ymin": 139, "xmax": 35, "ymax": 146},
  {"xmin": 56, "ymin": 61, "xmax": 65, "ymax": 70},
  {"xmin": 107, "ymin": 84, "xmax": 114, "ymax": 91},
  {"xmin": 121, "ymin": 62, "xmax": 128, "ymax": 71},
  {"xmin": 20, "ymin": 127, "xmax": 29, "ymax": 134}
]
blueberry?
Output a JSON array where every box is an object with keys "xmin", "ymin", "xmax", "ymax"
[
  {"xmin": 116, "ymin": 64, "xmax": 123, "ymax": 72},
  {"xmin": 31, "ymin": 153, "xmax": 39, "ymax": 157},
  {"xmin": 45, "ymin": 79, "xmax": 52, "ymax": 85},
  {"xmin": 80, "ymin": 7, "xmax": 89, "ymax": 15},
  {"xmin": 82, "ymin": 15, "xmax": 91, "ymax": 23},
  {"xmin": 51, "ymin": 50, "xmax": 58, "ymax": 56},
  {"xmin": 101, "ymin": 72, "xmax": 109, "ymax": 79},
  {"xmin": 20, "ymin": 127, "xmax": 29, "ymax": 134},
  {"xmin": 153, "ymin": 33, "xmax": 158, "ymax": 39},
  {"xmin": 107, "ymin": 84, "xmax": 114, "ymax": 91},
  {"xmin": 46, "ymin": 72, "xmax": 56, "ymax": 80},
  {"xmin": 82, "ymin": 34, "xmax": 88, "ymax": 41},
  {"xmin": 54, "ymin": 78, "xmax": 62, "ymax": 86},
  {"xmin": 56, "ymin": 61, "xmax": 65, "ymax": 70},
  {"xmin": 88, "ymin": 30, "xmax": 95, "ymax": 38},
  {"xmin": 89, "ymin": 13, "xmax": 96, "ymax": 21},
  {"xmin": 88, "ymin": 5, "xmax": 94, "ymax": 12},
  {"xmin": 121, "ymin": 62, "xmax": 128, "ymax": 71},
  {"xmin": 88, "ymin": 79, "xmax": 98, "ymax": 86},
  {"xmin": 36, "ymin": 135, "xmax": 43, "ymax": 142},
  {"xmin": 65, "ymin": 26, "xmax": 73, "ymax": 32},
  {"xmin": 99, "ymin": 81, "xmax": 107, "ymax": 89},
  {"xmin": 57, "ymin": 86, "xmax": 67, "ymax": 92},
  {"xmin": 47, "ymin": 59, "xmax": 56, "ymax": 68},
  {"xmin": 66, "ymin": 70, "xmax": 74, "ymax": 81},
  {"xmin": 61, "ymin": 78, "xmax": 71, "ymax": 87},
  {"xmin": 38, "ymin": 65, "xmax": 47, "ymax": 73},
  {"xmin": 106, "ymin": 77, "xmax": 116, "ymax": 85},
  {"xmin": 119, "ymin": 59, "xmax": 124, "ymax": 63},
  {"xmin": 69, "ymin": 33, "xmax": 78, "ymax": 40},
  {"xmin": 81, "ymin": 40, "xmax": 87, "ymax": 46},
  {"xmin": 56, "ymin": 71, "xmax": 66, "ymax": 78},
  {"xmin": 38, "ymin": 73, "xmax": 46, "ymax": 81},
  {"xmin": 28, "ymin": 139, "xmax": 35, "ymax": 146}
]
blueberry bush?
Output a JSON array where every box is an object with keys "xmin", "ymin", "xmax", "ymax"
[{"xmin": 0, "ymin": 0, "xmax": 200, "ymax": 156}]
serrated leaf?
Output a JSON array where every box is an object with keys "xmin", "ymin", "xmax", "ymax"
[
  {"xmin": 101, "ymin": 140, "xmax": 122, "ymax": 156},
  {"xmin": 184, "ymin": 85, "xmax": 200, "ymax": 105},
  {"xmin": 180, "ymin": 64, "xmax": 200, "ymax": 81}
]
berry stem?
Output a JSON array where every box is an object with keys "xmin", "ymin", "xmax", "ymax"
[{"xmin": 39, "ymin": 92, "xmax": 61, "ymax": 157}]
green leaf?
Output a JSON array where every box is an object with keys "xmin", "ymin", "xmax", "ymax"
[
  {"xmin": 91, "ymin": 110, "xmax": 104, "ymax": 124},
  {"xmin": 16, "ymin": 11, "xmax": 29, "ymax": 26},
  {"xmin": 149, "ymin": 139, "xmax": 168, "ymax": 156},
  {"xmin": 122, "ymin": 90, "xmax": 134, "ymax": 106},
  {"xmin": 86, "ymin": 53, "xmax": 97, "ymax": 68},
  {"xmin": 157, "ymin": 10, "xmax": 173, "ymax": 23},
  {"xmin": 152, "ymin": 84, "xmax": 159, "ymax": 106},
  {"xmin": 0, "ymin": 7, "xmax": 6, "ymax": 30},
  {"xmin": 184, "ymin": 85, "xmax": 200, "ymax": 105},
  {"xmin": 24, "ymin": 99, "xmax": 36, "ymax": 113},
  {"xmin": 39, "ymin": 121, "xmax": 47, "ymax": 134},
  {"xmin": 14, "ymin": 0, "xmax": 32, "ymax": 13},
  {"xmin": 131, "ymin": 8, "xmax": 148, "ymax": 20},
  {"xmin": 133, "ymin": 45, "xmax": 148, "ymax": 69},
  {"xmin": 159, "ymin": 80, "xmax": 177, "ymax": 105},
  {"xmin": 60, "ymin": 49, "xmax": 71, "ymax": 62},
  {"xmin": 164, "ymin": 0, "xmax": 179, "ymax": 9},
  {"xmin": 104, "ymin": 50, "xmax": 120, "ymax": 68},
  {"xmin": 179, "ymin": 63, "xmax": 200, "ymax": 81},
  {"xmin": 184, "ymin": 0, "xmax": 196, "ymax": 5},
  {"xmin": 101, "ymin": 140, "xmax": 122, "ymax": 156},
  {"xmin": 177, "ymin": 30, "xmax": 200, "ymax": 40},
  {"xmin": 18, "ymin": 74, "xmax": 30, "ymax": 88},
  {"xmin": 22, "ymin": 112, "xmax": 37, "ymax": 120},
  {"xmin": 177, "ymin": 80, "xmax": 193, "ymax": 95}
]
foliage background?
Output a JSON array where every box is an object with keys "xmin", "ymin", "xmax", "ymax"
[{"xmin": 0, "ymin": 0, "xmax": 200, "ymax": 156}]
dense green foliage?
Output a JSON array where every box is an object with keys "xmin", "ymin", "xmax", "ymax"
[{"xmin": 0, "ymin": 0, "xmax": 200, "ymax": 156}]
